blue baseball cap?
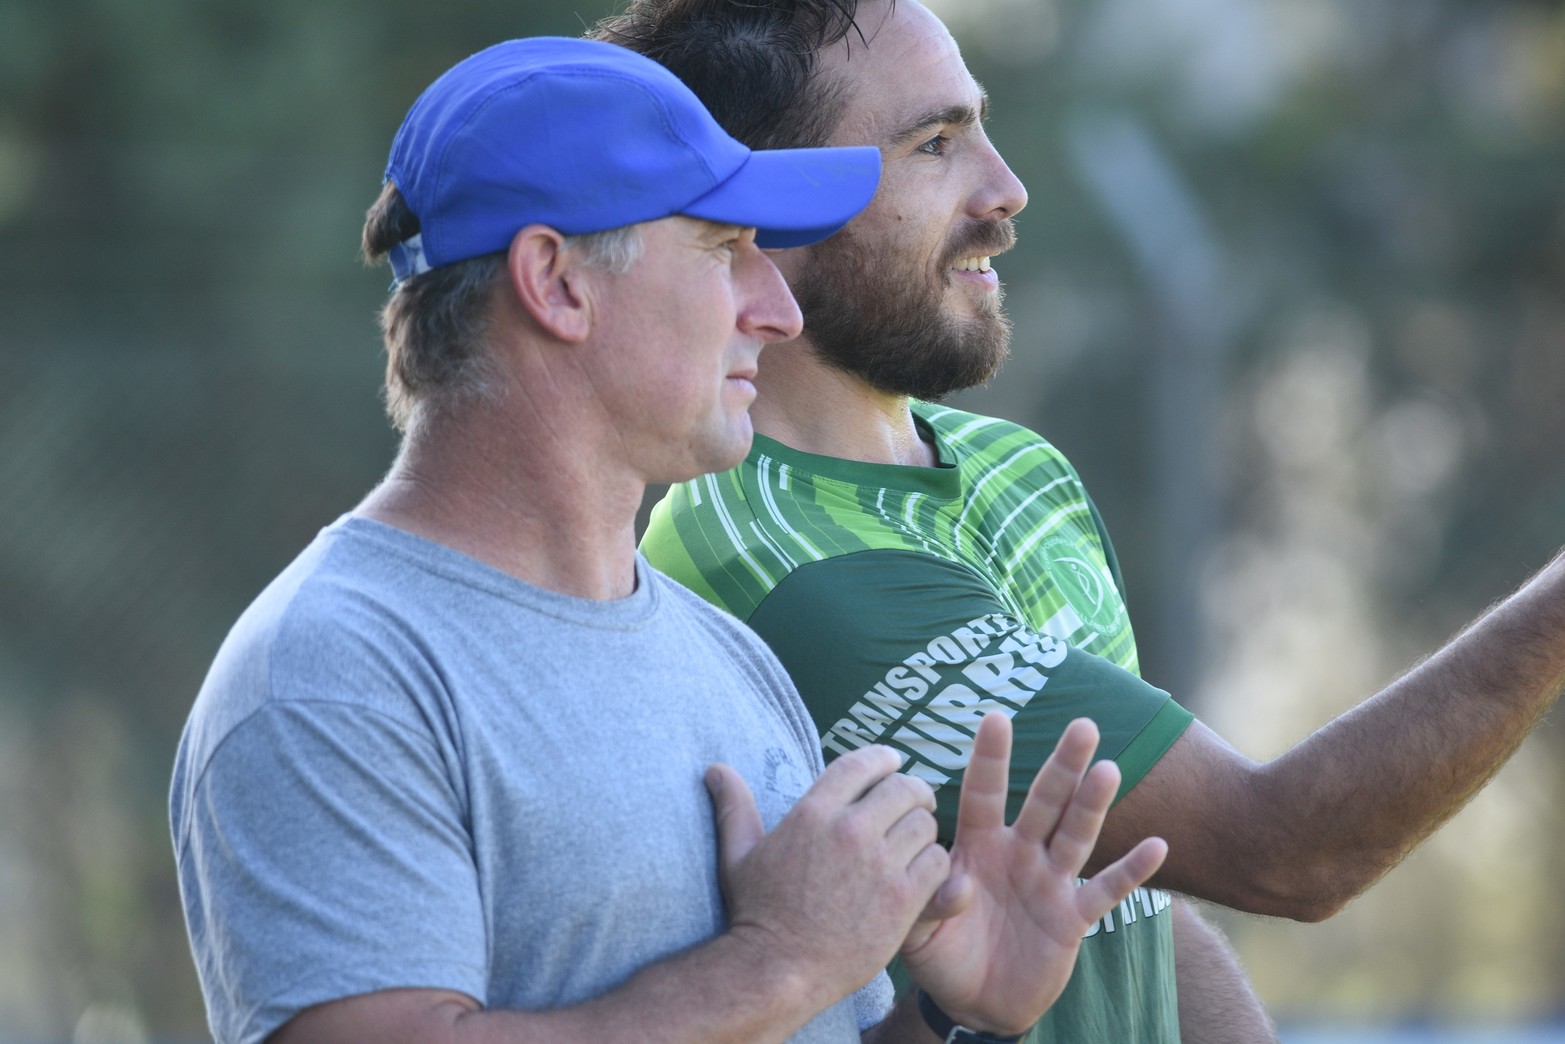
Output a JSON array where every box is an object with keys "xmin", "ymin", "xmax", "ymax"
[{"xmin": 383, "ymin": 37, "xmax": 882, "ymax": 283}]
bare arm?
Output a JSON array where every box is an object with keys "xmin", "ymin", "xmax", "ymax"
[
  {"xmin": 272, "ymin": 745, "xmax": 949, "ymax": 1044},
  {"xmin": 267, "ymin": 942, "xmax": 818, "ymax": 1044},
  {"xmin": 1096, "ymin": 549, "xmax": 1565, "ymax": 919},
  {"xmin": 1172, "ymin": 900, "xmax": 1275, "ymax": 1043}
]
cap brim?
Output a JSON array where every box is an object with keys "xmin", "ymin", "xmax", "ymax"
[{"xmin": 681, "ymin": 146, "xmax": 881, "ymax": 249}]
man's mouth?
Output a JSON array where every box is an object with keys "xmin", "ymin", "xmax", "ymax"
[{"xmin": 943, "ymin": 218, "xmax": 1016, "ymax": 277}]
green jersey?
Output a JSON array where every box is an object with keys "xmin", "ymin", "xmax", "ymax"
[{"xmin": 642, "ymin": 402, "xmax": 1193, "ymax": 1042}]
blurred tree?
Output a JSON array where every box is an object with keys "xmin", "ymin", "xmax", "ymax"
[
  {"xmin": 940, "ymin": 0, "xmax": 1565, "ymax": 1026},
  {"xmin": 1, "ymin": 0, "xmax": 1562, "ymax": 1036}
]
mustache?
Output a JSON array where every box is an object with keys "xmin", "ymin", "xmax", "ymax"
[{"xmin": 942, "ymin": 218, "xmax": 1017, "ymax": 266}]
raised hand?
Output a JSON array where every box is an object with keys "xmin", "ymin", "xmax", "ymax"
[
  {"xmin": 900, "ymin": 713, "xmax": 1169, "ymax": 1037},
  {"xmin": 705, "ymin": 745, "xmax": 952, "ymax": 1011}
]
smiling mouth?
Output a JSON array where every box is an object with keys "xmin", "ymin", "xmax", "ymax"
[{"xmin": 951, "ymin": 256, "xmax": 992, "ymax": 273}]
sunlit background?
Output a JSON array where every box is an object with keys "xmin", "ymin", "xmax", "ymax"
[{"xmin": 2, "ymin": 0, "xmax": 1563, "ymax": 1039}]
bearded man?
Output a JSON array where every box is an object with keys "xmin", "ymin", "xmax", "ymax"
[{"xmin": 604, "ymin": 3, "xmax": 1565, "ymax": 1043}]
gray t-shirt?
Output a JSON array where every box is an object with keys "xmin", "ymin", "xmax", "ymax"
[{"xmin": 170, "ymin": 516, "xmax": 889, "ymax": 1044}]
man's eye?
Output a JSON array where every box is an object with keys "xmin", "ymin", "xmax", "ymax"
[
  {"xmin": 718, "ymin": 229, "xmax": 755, "ymax": 255},
  {"xmin": 918, "ymin": 134, "xmax": 950, "ymax": 155}
]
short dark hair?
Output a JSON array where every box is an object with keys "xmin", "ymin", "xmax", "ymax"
[{"xmin": 591, "ymin": 0, "xmax": 881, "ymax": 151}]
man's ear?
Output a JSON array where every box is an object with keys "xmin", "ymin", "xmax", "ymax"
[{"xmin": 506, "ymin": 225, "xmax": 595, "ymax": 343}]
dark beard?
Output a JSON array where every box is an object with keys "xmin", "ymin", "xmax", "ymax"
[{"xmin": 790, "ymin": 219, "xmax": 1015, "ymax": 401}]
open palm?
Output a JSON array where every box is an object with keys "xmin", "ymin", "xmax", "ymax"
[{"xmin": 899, "ymin": 714, "xmax": 1169, "ymax": 1036}]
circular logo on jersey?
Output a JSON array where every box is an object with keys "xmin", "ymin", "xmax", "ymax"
[{"xmin": 1042, "ymin": 536, "xmax": 1126, "ymax": 635}]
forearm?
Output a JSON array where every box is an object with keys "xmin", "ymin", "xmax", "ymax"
[
  {"xmin": 1260, "ymin": 548, "xmax": 1565, "ymax": 903},
  {"xmin": 1171, "ymin": 900, "xmax": 1275, "ymax": 1044},
  {"xmin": 461, "ymin": 930, "xmax": 832, "ymax": 1043},
  {"xmin": 273, "ymin": 927, "xmax": 842, "ymax": 1044},
  {"xmin": 1108, "ymin": 550, "xmax": 1565, "ymax": 918}
]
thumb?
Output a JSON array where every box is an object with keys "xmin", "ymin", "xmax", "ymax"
[
  {"xmin": 706, "ymin": 764, "xmax": 765, "ymax": 891},
  {"xmin": 902, "ymin": 866, "xmax": 975, "ymax": 957}
]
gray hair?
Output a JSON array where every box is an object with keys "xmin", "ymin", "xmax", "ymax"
[{"xmin": 362, "ymin": 181, "xmax": 644, "ymax": 434}]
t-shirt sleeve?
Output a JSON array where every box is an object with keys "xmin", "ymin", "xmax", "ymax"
[
  {"xmin": 746, "ymin": 549, "xmax": 1193, "ymax": 841},
  {"xmin": 1085, "ymin": 490, "xmax": 1130, "ymax": 603},
  {"xmin": 175, "ymin": 701, "xmax": 487, "ymax": 1044}
]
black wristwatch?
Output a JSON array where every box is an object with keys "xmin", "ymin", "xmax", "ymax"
[{"xmin": 916, "ymin": 989, "xmax": 1028, "ymax": 1044}]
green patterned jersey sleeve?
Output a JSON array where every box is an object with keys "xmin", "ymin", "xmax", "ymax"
[
  {"xmin": 1085, "ymin": 490, "xmax": 1130, "ymax": 601},
  {"xmin": 746, "ymin": 548, "xmax": 1192, "ymax": 842}
]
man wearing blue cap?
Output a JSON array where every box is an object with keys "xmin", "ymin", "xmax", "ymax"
[{"xmin": 169, "ymin": 37, "xmax": 1170, "ymax": 1044}]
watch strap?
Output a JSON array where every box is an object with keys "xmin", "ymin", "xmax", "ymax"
[{"xmin": 915, "ymin": 988, "xmax": 1027, "ymax": 1044}]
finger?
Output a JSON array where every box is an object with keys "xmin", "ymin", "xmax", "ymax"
[
  {"xmin": 845, "ymin": 766, "xmax": 939, "ymax": 857},
  {"xmin": 902, "ymin": 854, "xmax": 969, "ymax": 955},
  {"xmin": 1074, "ymin": 836, "xmax": 1168, "ymax": 925},
  {"xmin": 706, "ymin": 764, "xmax": 765, "ymax": 882},
  {"xmin": 923, "ymin": 861, "xmax": 974, "ymax": 923},
  {"xmin": 1042, "ymin": 759, "xmax": 1121, "ymax": 873},
  {"xmin": 882, "ymin": 803, "xmax": 940, "ymax": 866},
  {"xmin": 951, "ymin": 711, "xmax": 1013, "ymax": 843},
  {"xmin": 904, "ymin": 836, "xmax": 954, "ymax": 911},
  {"xmin": 802, "ymin": 744, "xmax": 903, "ymax": 807},
  {"xmin": 1009, "ymin": 717, "xmax": 1101, "ymax": 843}
]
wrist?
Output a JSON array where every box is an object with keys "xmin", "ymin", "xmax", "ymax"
[
  {"xmin": 718, "ymin": 922, "xmax": 833, "ymax": 1022},
  {"xmin": 916, "ymin": 989, "xmax": 1029, "ymax": 1043}
]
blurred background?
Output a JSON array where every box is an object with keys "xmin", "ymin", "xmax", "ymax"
[{"xmin": 1, "ymin": 0, "xmax": 1562, "ymax": 1039}]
